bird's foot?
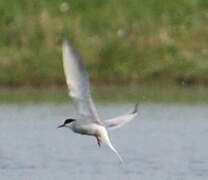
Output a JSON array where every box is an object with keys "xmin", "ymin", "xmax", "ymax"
[{"xmin": 96, "ymin": 135, "xmax": 101, "ymax": 147}]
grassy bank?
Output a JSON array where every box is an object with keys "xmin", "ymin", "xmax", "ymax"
[
  {"xmin": 1, "ymin": 0, "xmax": 208, "ymax": 87},
  {"xmin": 1, "ymin": 86, "xmax": 208, "ymax": 104}
]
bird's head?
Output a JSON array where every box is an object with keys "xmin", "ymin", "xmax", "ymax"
[{"xmin": 57, "ymin": 118, "xmax": 76, "ymax": 128}]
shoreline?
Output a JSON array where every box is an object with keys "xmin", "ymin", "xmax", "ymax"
[{"xmin": 0, "ymin": 85, "xmax": 208, "ymax": 104}]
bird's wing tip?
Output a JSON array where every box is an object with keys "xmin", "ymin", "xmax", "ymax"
[
  {"xmin": 63, "ymin": 38, "xmax": 70, "ymax": 46},
  {"xmin": 62, "ymin": 38, "xmax": 75, "ymax": 55},
  {"xmin": 131, "ymin": 102, "xmax": 139, "ymax": 114}
]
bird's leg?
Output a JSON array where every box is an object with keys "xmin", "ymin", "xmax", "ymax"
[{"xmin": 95, "ymin": 135, "xmax": 101, "ymax": 147}]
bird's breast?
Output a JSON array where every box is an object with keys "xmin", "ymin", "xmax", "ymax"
[{"xmin": 72, "ymin": 123, "xmax": 104, "ymax": 136}]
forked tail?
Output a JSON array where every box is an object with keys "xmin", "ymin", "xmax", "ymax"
[
  {"xmin": 107, "ymin": 140, "xmax": 123, "ymax": 163},
  {"xmin": 100, "ymin": 128, "xmax": 123, "ymax": 163}
]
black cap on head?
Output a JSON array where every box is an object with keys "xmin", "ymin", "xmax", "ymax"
[
  {"xmin": 57, "ymin": 118, "xmax": 76, "ymax": 128},
  {"xmin": 64, "ymin": 118, "xmax": 76, "ymax": 125}
]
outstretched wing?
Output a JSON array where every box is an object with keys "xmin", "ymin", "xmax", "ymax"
[
  {"xmin": 104, "ymin": 103, "xmax": 139, "ymax": 130},
  {"xmin": 62, "ymin": 39, "xmax": 102, "ymax": 124}
]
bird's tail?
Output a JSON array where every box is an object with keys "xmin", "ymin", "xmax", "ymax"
[
  {"xmin": 106, "ymin": 139, "xmax": 123, "ymax": 163},
  {"xmin": 100, "ymin": 128, "xmax": 123, "ymax": 163}
]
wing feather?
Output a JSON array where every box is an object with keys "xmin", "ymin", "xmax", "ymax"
[
  {"xmin": 104, "ymin": 103, "xmax": 139, "ymax": 130},
  {"xmin": 62, "ymin": 39, "xmax": 101, "ymax": 124}
]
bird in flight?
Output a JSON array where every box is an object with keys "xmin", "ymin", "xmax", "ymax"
[{"xmin": 58, "ymin": 39, "xmax": 139, "ymax": 162}]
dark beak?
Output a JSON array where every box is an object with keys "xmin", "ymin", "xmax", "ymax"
[{"xmin": 57, "ymin": 124, "xmax": 65, "ymax": 128}]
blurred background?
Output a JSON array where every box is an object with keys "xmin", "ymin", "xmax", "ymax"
[
  {"xmin": 1, "ymin": 0, "xmax": 208, "ymax": 102},
  {"xmin": 1, "ymin": 1, "xmax": 208, "ymax": 179}
]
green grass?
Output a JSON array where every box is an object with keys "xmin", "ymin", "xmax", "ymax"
[
  {"xmin": 1, "ymin": 0, "xmax": 208, "ymax": 87},
  {"xmin": 1, "ymin": 86, "xmax": 208, "ymax": 104}
]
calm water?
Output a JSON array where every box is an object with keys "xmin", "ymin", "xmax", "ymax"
[{"xmin": 0, "ymin": 103, "xmax": 208, "ymax": 180}]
